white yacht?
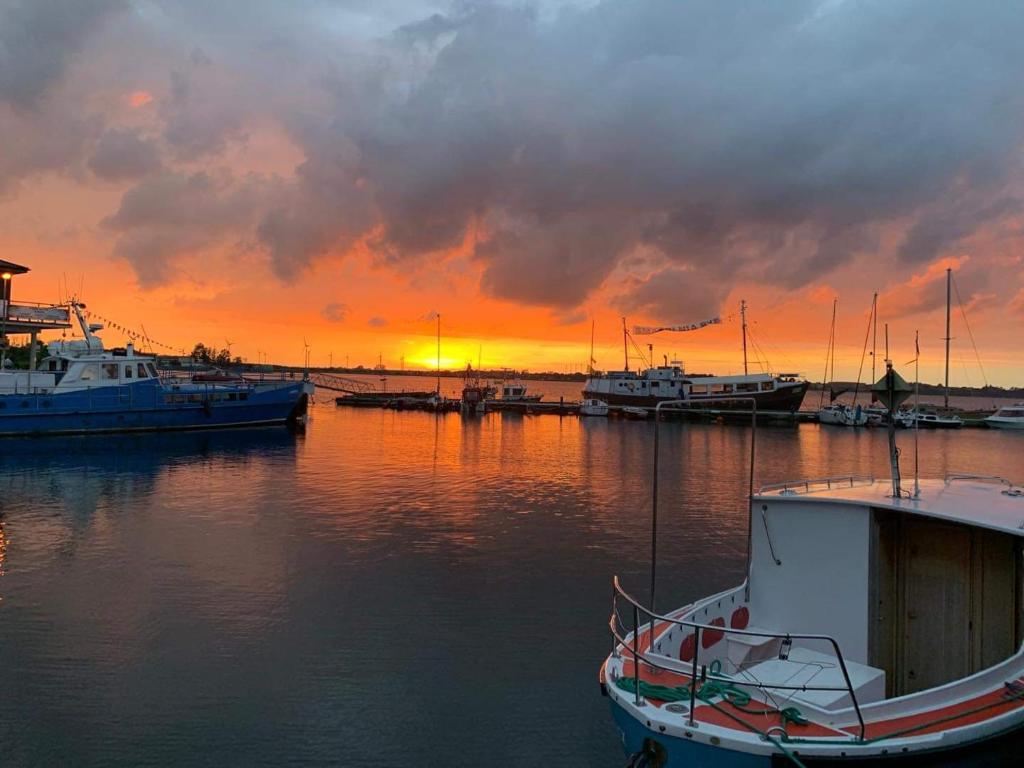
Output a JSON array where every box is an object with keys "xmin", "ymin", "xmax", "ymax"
[{"xmin": 986, "ymin": 404, "xmax": 1024, "ymax": 430}]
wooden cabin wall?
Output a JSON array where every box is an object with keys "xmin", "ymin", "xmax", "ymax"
[{"xmin": 869, "ymin": 510, "xmax": 1020, "ymax": 698}]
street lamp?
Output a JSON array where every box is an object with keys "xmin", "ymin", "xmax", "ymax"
[{"xmin": 0, "ymin": 271, "xmax": 11, "ymax": 359}]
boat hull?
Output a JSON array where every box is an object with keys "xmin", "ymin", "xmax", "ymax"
[
  {"xmin": 612, "ymin": 700, "xmax": 1024, "ymax": 767},
  {"xmin": 583, "ymin": 381, "xmax": 808, "ymax": 412},
  {"xmin": 0, "ymin": 381, "xmax": 310, "ymax": 436}
]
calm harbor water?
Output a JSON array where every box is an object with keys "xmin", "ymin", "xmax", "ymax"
[{"xmin": 1, "ymin": 385, "xmax": 1022, "ymax": 766}]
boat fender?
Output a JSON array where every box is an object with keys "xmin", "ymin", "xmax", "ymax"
[{"xmin": 625, "ymin": 738, "xmax": 666, "ymax": 768}]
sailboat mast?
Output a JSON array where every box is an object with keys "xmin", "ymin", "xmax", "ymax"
[
  {"xmin": 588, "ymin": 319, "xmax": 595, "ymax": 375},
  {"xmin": 622, "ymin": 317, "xmax": 628, "ymax": 372},
  {"xmin": 436, "ymin": 313, "xmax": 441, "ymax": 395},
  {"xmin": 871, "ymin": 292, "xmax": 878, "ymax": 384},
  {"xmin": 740, "ymin": 299, "xmax": 748, "ymax": 375},
  {"xmin": 819, "ymin": 298, "xmax": 837, "ymax": 410},
  {"xmin": 944, "ymin": 267, "xmax": 952, "ymax": 409}
]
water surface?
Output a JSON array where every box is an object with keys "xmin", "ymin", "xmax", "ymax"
[{"xmin": 0, "ymin": 394, "xmax": 1022, "ymax": 766}]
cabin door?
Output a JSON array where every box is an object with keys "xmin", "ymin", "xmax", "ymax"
[{"xmin": 899, "ymin": 518, "xmax": 972, "ymax": 695}]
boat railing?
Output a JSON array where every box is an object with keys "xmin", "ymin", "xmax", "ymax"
[
  {"xmin": 609, "ymin": 575, "xmax": 867, "ymax": 740},
  {"xmin": 757, "ymin": 475, "xmax": 874, "ymax": 496},
  {"xmin": 944, "ymin": 473, "xmax": 1014, "ymax": 487}
]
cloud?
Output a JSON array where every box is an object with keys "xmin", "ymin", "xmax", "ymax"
[
  {"xmin": 4, "ymin": 0, "xmax": 1024, "ymax": 319},
  {"xmin": 101, "ymin": 170, "xmax": 277, "ymax": 286},
  {"xmin": 89, "ymin": 128, "xmax": 162, "ymax": 181},
  {"xmin": 0, "ymin": 0, "xmax": 124, "ymax": 107},
  {"xmin": 321, "ymin": 301, "xmax": 348, "ymax": 322},
  {"xmin": 367, "ymin": 316, "xmax": 388, "ymax": 327}
]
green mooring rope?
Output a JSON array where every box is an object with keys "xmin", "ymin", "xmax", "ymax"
[{"xmin": 614, "ymin": 660, "xmax": 809, "ymax": 768}]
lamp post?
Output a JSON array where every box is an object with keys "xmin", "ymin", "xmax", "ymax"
[{"xmin": 1, "ymin": 271, "xmax": 11, "ymax": 366}]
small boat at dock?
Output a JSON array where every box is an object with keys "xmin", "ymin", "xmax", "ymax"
[{"xmin": 580, "ymin": 398, "xmax": 609, "ymax": 417}]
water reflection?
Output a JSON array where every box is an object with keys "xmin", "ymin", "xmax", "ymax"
[{"xmin": 0, "ymin": 405, "xmax": 1021, "ymax": 767}]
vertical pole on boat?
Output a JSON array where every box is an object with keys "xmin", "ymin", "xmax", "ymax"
[
  {"xmin": 650, "ymin": 404, "xmax": 661, "ymax": 619},
  {"xmin": 588, "ymin": 319, "xmax": 595, "ymax": 376},
  {"xmin": 622, "ymin": 317, "xmax": 629, "ymax": 372},
  {"xmin": 740, "ymin": 299, "xmax": 748, "ymax": 375},
  {"xmin": 436, "ymin": 313, "xmax": 441, "ymax": 395},
  {"xmin": 745, "ymin": 399, "xmax": 757, "ymax": 602},
  {"xmin": 870, "ymin": 292, "xmax": 878, "ymax": 403},
  {"xmin": 885, "ymin": 327, "xmax": 902, "ymax": 497},
  {"xmin": 914, "ymin": 330, "xmax": 920, "ymax": 499},
  {"xmin": 944, "ymin": 267, "xmax": 952, "ymax": 410}
]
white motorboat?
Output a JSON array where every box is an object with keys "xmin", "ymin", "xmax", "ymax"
[
  {"xmin": 579, "ymin": 398, "xmax": 609, "ymax": 417},
  {"xmin": 986, "ymin": 404, "xmax": 1024, "ymax": 430},
  {"xmin": 902, "ymin": 409, "xmax": 963, "ymax": 429}
]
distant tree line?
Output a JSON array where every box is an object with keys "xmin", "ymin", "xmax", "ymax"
[{"xmin": 190, "ymin": 343, "xmax": 242, "ymax": 366}]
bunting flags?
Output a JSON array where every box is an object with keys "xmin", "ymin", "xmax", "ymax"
[
  {"xmin": 633, "ymin": 317, "xmax": 721, "ymax": 335},
  {"xmin": 81, "ymin": 310, "xmax": 183, "ymax": 354}
]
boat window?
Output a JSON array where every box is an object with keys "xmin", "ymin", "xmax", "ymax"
[
  {"xmin": 147, "ymin": 363, "xmax": 158, "ymax": 377},
  {"xmin": 239, "ymin": 392, "xmax": 249, "ymax": 401},
  {"xmin": 690, "ymin": 385, "xmax": 708, "ymax": 394},
  {"xmin": 101, "ymin": 363, "xmax": 119, "ymax": 380},
  {"xmin": 188, "ymin": 393, "xmax": 203, "ymax": 403},
  {"xmin": 761, "ymin": 381, "xmax": 773, "ymax": 391},
  {"xmin": 736, "ymin": 382, "xmax": 758, "ymax": 392},
  {"xmin": 124, "ymin": 365, "xmax": 133, "ymax": 379},
  {"xmin": 228, "ymin": 392, "xmax": 237, "ymax": 401},
  {"xmin": 78, "ymin": 364, "xmax": 99, "ymax": 382},
  {"xmin": 137, "ymin": 363, "xmax": 148, "ymax": 378}
]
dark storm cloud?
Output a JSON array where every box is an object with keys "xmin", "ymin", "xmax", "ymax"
[
  {"xmin": 89, "ymin": 128, "xmax": 162, "ymax": 181},
  {"xmin": 0, "ymin": 0, "xmax": 123, "ymax": 107},
  {"xmin": 6, "ymin": 0, "xmax": 1024, "ymax": 318}
]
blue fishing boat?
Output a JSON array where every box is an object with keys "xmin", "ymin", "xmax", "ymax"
[{"xmin": 0, "ymin": 303, "xmax": 312, "ymax": 437}]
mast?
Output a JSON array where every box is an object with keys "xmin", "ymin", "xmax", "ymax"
[
  {"xmin": 622, "ymin": 316, "xmax": 628, "ymax": 372},
  {"xmin": 819, "ymin": 298, "xmax": 837, "ymax": 410},
  {"xmin": 588, "ymin": 319, "xmax": 595, "ymax": 375},
  {"xmin": 436, "ymin": 313, "xmax": 441, "ymax": 395},
  {"xmin": 871, "ymin": 292, "xmax": 878, "ymax": 402},
  {"xmin": 944, "ymin": 267, "xmax": 952, "ymax": 409},
  {"xmin": 740, "ymin": 299, "xmax": 748, "ymax": 375}
]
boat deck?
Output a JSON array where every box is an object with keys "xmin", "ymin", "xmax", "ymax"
[{"xmin": 605, "ymin": 649, "xmax": 1024, "ymax": 744}]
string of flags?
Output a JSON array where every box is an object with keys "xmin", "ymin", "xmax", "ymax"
[{"xmin": 81, "ymin": 310, "xmax": 186, "ymax": 355}]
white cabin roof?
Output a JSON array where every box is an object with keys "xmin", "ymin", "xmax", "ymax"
[{"xmin": 754, "ymin": 477, "xmax": 1024, "ymax": 538}]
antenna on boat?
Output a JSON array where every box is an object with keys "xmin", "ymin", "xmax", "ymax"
[
  {"xmin": 740, "ymin": 299, "xmax": 748, "ymax": 375},
  {"xmin": 914, "ymin": 330, "xmax": 921, "ymax": 499},
  {"xmin": 944, "ymin": 267, "xmax": 952, "ymax": 410}
]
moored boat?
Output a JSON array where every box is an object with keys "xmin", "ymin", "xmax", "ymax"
[
  {"xmin": 817, "ymin": 403, "xmax": 868, "ymax": 427},
  {"xmin": 0, "ymin": 303, "xmax": 311, "ymax": 436},
  {"xmin": 601, "ymin": 365, "xmax": 1024, "ymax": 766},
  {"xmin": 985, "ymin": 404, "xmax": 1024, "ymax": 430},
  {"xmin": 579, "ymin": 398, "xmax": 609, "ymax": 417}
]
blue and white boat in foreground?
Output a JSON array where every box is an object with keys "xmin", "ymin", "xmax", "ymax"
[{"xmin": 0, "ymin": 304, "xmax": 312, "ymax": 437}]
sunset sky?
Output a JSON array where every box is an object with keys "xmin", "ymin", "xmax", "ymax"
[{"xmin": 2, "ymin": 1, "xmax": 1023, "ymax": 384}]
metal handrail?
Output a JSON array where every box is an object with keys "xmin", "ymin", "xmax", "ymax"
[
  {"xmin": 758, "ymin": 474, "xmax": 875, "ymax": 495},
  {"xmin": 610, "ymin": 576, "xmax": 867, "ymax": 739},
  {"xmin": 944, "ymin": 473, "xmax": 1014, "ymax": 487}
]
